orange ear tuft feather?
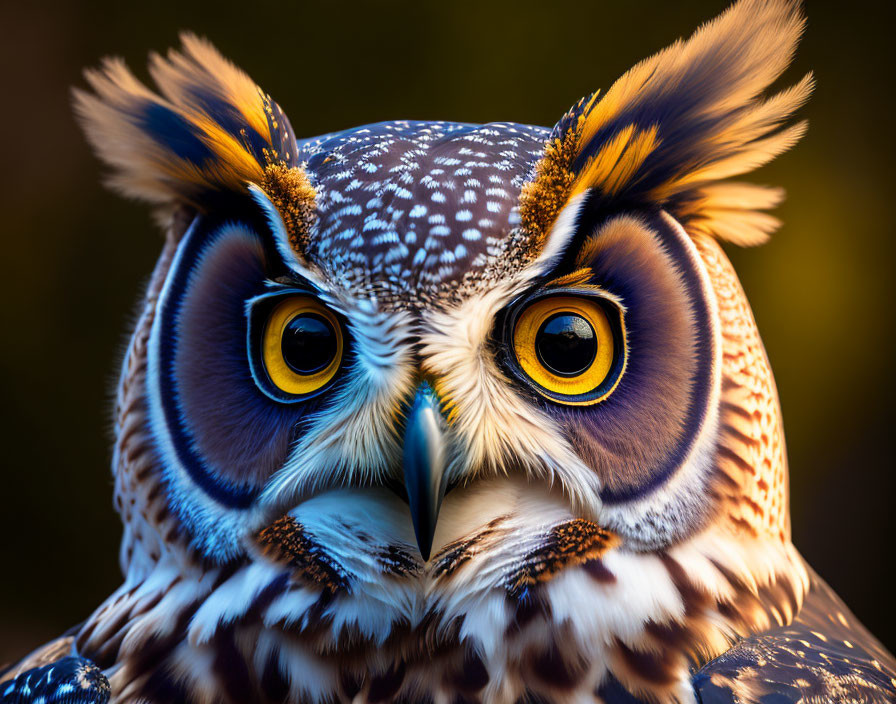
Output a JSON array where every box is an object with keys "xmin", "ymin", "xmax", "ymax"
[
  {"xmin": 523, "ymin": 0, "xmax": 812, "ymax": 248},
  {"xmin": 73, "ymin": 33, "xmax": 300, "ymax": 210}
]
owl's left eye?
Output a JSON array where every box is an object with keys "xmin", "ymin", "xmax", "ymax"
[
  {"xmin": 260, "ymin": 296, "xmax": 344, "ymax": 398},
  {"xmin": 509, "ymin": 293, "xmax": 626, "ymax": 406}
]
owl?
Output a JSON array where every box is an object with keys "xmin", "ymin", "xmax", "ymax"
[{"xmin": 2, "ymin": 0, "xmax": 894, "ymax": 702}]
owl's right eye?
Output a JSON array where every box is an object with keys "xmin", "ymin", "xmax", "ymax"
[{"xmin": 260, "ymin": 296, "xmax": 344, "ymax": 398}]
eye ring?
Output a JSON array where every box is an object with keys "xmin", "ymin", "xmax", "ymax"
[
  {"xmin": 262, "ymin": 296, "xmax": 343, "ymax": 397},
  {"xmin": 510, "ymin": 293, "xmax": 625, "ymax": 405}
]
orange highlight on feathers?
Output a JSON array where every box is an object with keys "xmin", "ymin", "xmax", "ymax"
[
  {"xmin": 521, "ymin": 0, "xmax": 812, "ymax": 248},
  {"xmin": 73, "ymin": 33, "xmax": 300, "ymax": 211}
]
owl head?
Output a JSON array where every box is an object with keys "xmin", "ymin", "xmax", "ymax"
[{"xmin": 75, "ymin": 0, "xmax": 808, "ymax": 594}]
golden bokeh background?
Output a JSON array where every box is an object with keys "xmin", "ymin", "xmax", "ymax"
[{"xmin": 1, "ymin": 0, "xmax": 893, "ymax": 661}]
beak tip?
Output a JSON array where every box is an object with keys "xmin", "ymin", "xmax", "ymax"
[
  {"xmin": 403, "ymin": 383, "xmax": 447, "ymax": 565},
  {"xmin": 409, "ymin": 502, "xmax": 438, "ymax": 562},
  {"xmin": 419, "ymin": 542, "xmax": 432, "ymax": 563}
]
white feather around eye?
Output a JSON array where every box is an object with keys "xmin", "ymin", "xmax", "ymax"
[
  {"xmin": 420, "ymin": 282, "xmax": 604, "ymax": 521},
  {"xmin": 257, "ymin": 303, "xmax": 417, "ymax": 521},
  {"xmin": 528, "ymin": 190, "xmax": 589, "ymax": 276}
]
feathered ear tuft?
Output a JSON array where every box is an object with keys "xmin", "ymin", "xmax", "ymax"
[
  {"xmin": 521, "ymin": 0, "xmax": 812, "ymax": 247},
  {"xmin": 73, "ymin": 33, "xmax": 301, "ymax": 210}
]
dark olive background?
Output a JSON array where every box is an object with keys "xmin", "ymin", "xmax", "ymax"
[{"xmin": 1, "ymin": 0, "xmax": 893, "ymax": 662}]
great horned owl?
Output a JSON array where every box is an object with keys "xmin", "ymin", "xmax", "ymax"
[{"xmin": 2, "ymin": 1, "xmax": 894, "ymax": 703}]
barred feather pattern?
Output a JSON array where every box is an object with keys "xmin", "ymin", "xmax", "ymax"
[
  {"xmin": 108, "ymin": 210, "xmax": 198, "ymax": 579},
  {"xmin": 697, "ymin": 235, "xmax": 790, "ymax": 541}
]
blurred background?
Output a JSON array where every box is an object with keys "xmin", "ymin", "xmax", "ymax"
[{"xmin": 1, "ymin": 0, "xmax": 893, "ymax": 662}]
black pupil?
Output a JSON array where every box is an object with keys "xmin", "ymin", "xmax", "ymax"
[
  {"xmin": 535, "ymin": 313, "xmax": 597, "ymax": 377},
  {"xmin": 281, "ymin": 313, "xmax": 337, "ymax": 375}
]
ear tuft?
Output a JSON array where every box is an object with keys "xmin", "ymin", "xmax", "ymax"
[
  {"xmin": 522, "ymin": 0, "xmax": 812, "ymax": 247},
  {"xmin": 73, "ymin": 33, "xmax": 301, "ymax": 209}
]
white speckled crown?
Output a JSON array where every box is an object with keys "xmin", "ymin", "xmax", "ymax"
[{"xmin": 295, "ymin": 121, "xmax": 550, "ymax": 304}]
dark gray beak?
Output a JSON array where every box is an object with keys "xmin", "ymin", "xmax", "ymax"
[{"xmin": 402, "ymin": 382, "xmax": 448, "ymax": 561}]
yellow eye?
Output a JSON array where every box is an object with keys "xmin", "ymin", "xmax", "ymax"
[
  {"xmin": 262, "ymin": 296, "xmax": 343, "ymax": 396},
  {"xmin": 512, "ymin": 295, "xmax": 624, "ymax": 405}
]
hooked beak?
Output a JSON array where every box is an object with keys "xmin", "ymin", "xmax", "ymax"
[{"xmin": 402, "ymin": 382, "xmax": 448, "ymax": 561}]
